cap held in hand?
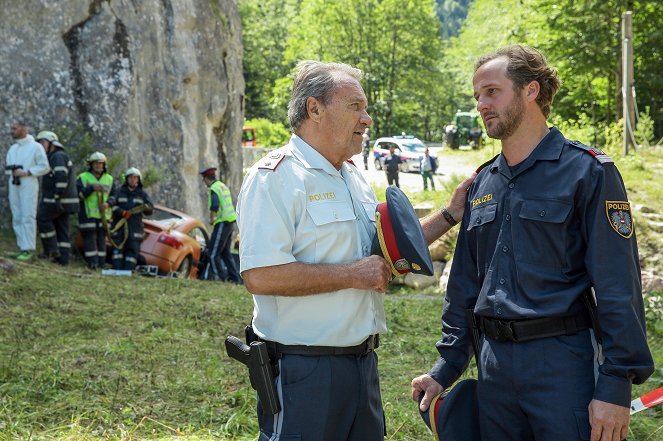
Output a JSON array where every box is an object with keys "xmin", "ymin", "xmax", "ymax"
[
  {"xmin": 419, "ymin": 379, "xmax": 480, "ymax": 441},
  {"xmin": 371, "ymin": 186, "xmax": 434, "ymax": 278}
]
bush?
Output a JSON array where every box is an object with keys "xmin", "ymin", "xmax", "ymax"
[{"xmin": 245, "ymin": 118, "xmax": 290, "ymax": 148}]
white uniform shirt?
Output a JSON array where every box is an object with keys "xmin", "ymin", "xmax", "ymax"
[{"xmin": 237, "ymin": 135, "xmax": 387, "ymax": 346}]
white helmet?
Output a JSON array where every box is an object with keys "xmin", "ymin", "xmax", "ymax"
[
  {"xmin": 87, "ymin": 151, "xmax": 107, "ymax": 164},
  {"xmin": 125, "ymin": 167, "xmax": 142, "ymax": 180},
  {"xmin": 36, "ymin": 130, "xmax": 59, "ymax": 143}
]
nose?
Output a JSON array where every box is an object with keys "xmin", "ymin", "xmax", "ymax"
[
  {"xmin": 475, "ymin": 95, "xmax": 488, "ymax": 114},
  {"xmin": 361, "ymin": 109, "xmax": 373, "ymax": 127}
]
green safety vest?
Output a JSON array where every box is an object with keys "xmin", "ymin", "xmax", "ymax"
[
  {"xmin": 79, "ymin": 171, "xmax": 113, "ymax": 220},
  {"xmin": 209, "ymin": 180, "xmax": 236, "ymax": 225}
]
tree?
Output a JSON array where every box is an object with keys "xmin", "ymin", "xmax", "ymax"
[
  {"xmin": 239, "ymin": 0, "xmax": 299, "ymax": 123},
  {"xmin": 282, "ymin": 0, "xmax": 449, "ymax": 139}
]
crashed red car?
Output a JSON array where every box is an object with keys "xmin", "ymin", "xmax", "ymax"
[{"xmin": 76, "ymin": 204, "xmax": 209, "ymax": 278}]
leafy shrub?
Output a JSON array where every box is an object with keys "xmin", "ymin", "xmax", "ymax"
[{"xmin": 245, "ymin": 118, "xmax": 291, "ymax": 148}]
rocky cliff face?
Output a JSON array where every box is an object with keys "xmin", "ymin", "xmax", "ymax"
[{"xmin": 0, "ymin": 0, "xmax": 244, "ymax": 226}]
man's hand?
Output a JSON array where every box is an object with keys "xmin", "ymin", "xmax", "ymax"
[
  {"xmin": 446, "ymin": 172, "xmax": 477, "ymax": 222},
  {"xmin": 92, "ymin": 184, "xmax": 103, "ymax": 191},
  {"xmin": 589, "ymin": 399, "xmax": 630, "ymax": 441},
  {"xmin": 351, "ymin": 255, "xmax": 391, "ymax": 293},
  {"xmin": 13, "ymin": 169, "xmax": 28, "ymax": 177},
  {"xmin": 411, "ymin": 374, "xmax": 444, "ymax": 411}
]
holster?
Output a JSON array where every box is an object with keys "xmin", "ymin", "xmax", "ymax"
[{"xmin": 225, "ymin": 333, "xmax": 281, "ymax": 415}]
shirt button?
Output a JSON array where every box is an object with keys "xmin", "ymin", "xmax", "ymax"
[
  {"xmin": 502, "ymin": 246, "xmax": 509, "ymax": 253},
  {"xmin": 509, "ymin": 183, "xmax": 515, "ymax": 189},
  {"xmin": 505, "ymin": 214, "xmax": 511, "ymax": 221},
  {"xmin": 333, "ymin": 211, "xmax": 338, "ymax": 219},
  {"xmin": 497, "ymin": 308, "xmax": 503, "ymax": 315},
  {"xmin": 540, "ymin": 210, "xmax": 546, "ymax": 217},
  {"xmin": 476, "ymin": 217, "xmax": 482, "ymax": 224},
  {"xmin": 499, "ymin": 278, "xmax": 506, "ymax": 284}
]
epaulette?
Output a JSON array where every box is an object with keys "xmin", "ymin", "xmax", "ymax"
[
  {"xmin": 476, "ymin": 154, "xmax": 499, "ymax": 173},
  {"xmin": 569, "ymin": 140, "xmax": 614, "ymax": 165},
  {"xmin": 257, "ymin": 150, "xmax": 287, "ymax": 171}
]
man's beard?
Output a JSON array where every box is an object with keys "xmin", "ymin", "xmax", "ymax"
[{"xmin": 486, "ymin": 94, "xmax": 526, "ymax": 140}]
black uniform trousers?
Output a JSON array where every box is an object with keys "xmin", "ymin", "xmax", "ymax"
[
  {"xmin": 477, "ymin": 330, "xmax": 599, "ymax": 441},
  {"xmin": 79, "ymin": 215, "xmax": 106, "ymax": 269},
  {"xmin": 37, "ymin": 205, "xmax": 71, "ymax": 264},
  {"xmin": 386, "ymin": 172, "xmax": 400, "ymax": 188},
  {"xmin": 207, "ymin": 220, "xmax": 240, "ymax": 283},
  {"xmin": 258, "ymin": 352, "xmax": 384, "ymax": 441},
  {"xmin": 111, "ymin": 237, "xmax": 140, "ymax": 271}
]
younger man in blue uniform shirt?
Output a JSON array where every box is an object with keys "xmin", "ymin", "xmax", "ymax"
[{"xmin": 412, "ymin": 44, "xmax": 653, "ymax": 441}]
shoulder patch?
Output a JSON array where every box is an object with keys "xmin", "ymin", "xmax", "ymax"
[
  {"xmin": 476, "ymin": 154, "xmax": 499, "ymax": 173},
  {"xmin": 257, "ymin": 150, "xmax": 287, "ymax": 171},
  {"xmin": 606, "ymin": 201, "xmax": 634, "ymax": 238},
  {"xmin": 569, "ymin": 140, "xmax": 614, "ymax": 165}
]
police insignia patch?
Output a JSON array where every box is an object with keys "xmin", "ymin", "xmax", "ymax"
[
  {"xmin": 394, "ymin": 258, "xmax": 411, "ymax": 271},
  {"xmin": 606, "ymin": 201, "xmax": 634, "ymax": 238}
]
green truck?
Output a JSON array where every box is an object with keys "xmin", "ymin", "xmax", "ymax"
[{"xmin": 444, "ymin": 111, "xmax": 484, "ymax": 149}]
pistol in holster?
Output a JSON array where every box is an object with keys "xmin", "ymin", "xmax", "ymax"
[{"xmin": 225, "ymin": 333, "xmax": 281, "ymax": 415}]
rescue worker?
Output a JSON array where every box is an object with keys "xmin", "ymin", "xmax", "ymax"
[
  {"xmin": 107, "ymin": 167, "xmax": 153, "ymax": 271},
  {"xmin": 200, "ymin": 167, "xmax": 241, "ymax": 283},
  {"xmin": 76, "ymin": 152, "xmax": 115, "ymax": 269},
  {"xmin": 5, "ymin": 121, "xmax": 50, "ymax": 261},
  {"xmin": 412, "ymin": 44, "xmax": 654, "ymax": 441},
  {"xmin": 35, "ymin": 131, "xmax": 79, "ymax": 265}
]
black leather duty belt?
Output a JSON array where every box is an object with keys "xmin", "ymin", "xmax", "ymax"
[
  {"xmin": 263, "ymin": 334, "xmax": 380, "ymax": 358},
  {"xmin": 479, "ymin": 310, "xmax": 592, "ymax": 343}
]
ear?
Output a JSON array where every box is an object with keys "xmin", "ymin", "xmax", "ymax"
[
  {"xmin": 526, "ymin": 81, "xmax": 540, "ymax": 102},
  {"xmin": 306, "ymin": 97, "xmax": 323, "ymax": 122}
]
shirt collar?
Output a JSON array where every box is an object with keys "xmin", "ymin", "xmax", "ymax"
[
  {"xmin": 290, "ymin": 134, "xmax": 342, "ymax": 176},
  {"xmin": 489, "ymin": 127, "xmax": 565, "ymax": 175}
]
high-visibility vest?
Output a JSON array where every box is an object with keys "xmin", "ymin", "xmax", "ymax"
[
  {"xmin": 209, "ymin": 180, "xmax": 236, "ymax": 225},
  {"xmin": 79, "ymin": 171, "xmax": 113, "ymax": 220}
]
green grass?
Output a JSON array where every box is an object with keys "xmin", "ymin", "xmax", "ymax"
[
  {"xmin": 1, "ymin": 260, "xmax": 662, "ymax": 440},
  {"xmin": 1, "ymin": 144, "xmax": 663, "ymax": 440}
]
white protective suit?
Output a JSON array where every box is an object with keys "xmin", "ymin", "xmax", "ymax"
[{"xmin": 5, "ymin": 134, "xmax": 50, "ymax": 251}]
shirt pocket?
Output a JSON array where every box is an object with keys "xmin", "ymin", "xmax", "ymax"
[
  {"xmin": 306, "ymin": 201, "xmax": 358, "ymax": 263},
  {"xmin": 307, "ymin": 201, "xmax": 356, "ymax": 225},
  {"xmin": 515, "ymin": 199, "xmax": 572, "ymax": 269},
  {"xmin": 467, "ymin": 202, "xmax": 497, "ymax": 231},
  {"xmin": 361, "ymin": 201, "xmax": 377, "ymax": 223}
]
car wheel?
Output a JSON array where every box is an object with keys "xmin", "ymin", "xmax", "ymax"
[
  {"xmin": 174, "ymin": 255, "xmax": 192, "ymax": 278},
  {"xmin": 374, "ymin": 158, "xmax": 382, "ymax": 170}
]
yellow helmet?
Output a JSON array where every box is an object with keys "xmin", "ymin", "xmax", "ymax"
[
  {"xmin": 36, "ymin": 130, "xmax": 59, "ymax": 143},
  {"xmin": 87, "ymin": 151, "xmax": 107, "ymax": 164}
]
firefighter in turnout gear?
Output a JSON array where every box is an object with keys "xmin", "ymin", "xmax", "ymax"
[
  {"xmin": 200, "ymin": 167, "xmax": 241, "ymax": 283},
  {"xmin": 76, "ymin": 151, "xmax": 115, "ymax": 269},
  {"xmin": 107, "ymin": 167, "xmax": 153, "ymax": 271},
  {"xmin": 36, "ymin": 131, "xmax": 79, "ymax": 265}
]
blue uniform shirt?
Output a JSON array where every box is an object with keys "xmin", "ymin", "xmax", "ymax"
[{"xmin": 430, "ymin": 127, "xmax": 653, "ymax": 407}]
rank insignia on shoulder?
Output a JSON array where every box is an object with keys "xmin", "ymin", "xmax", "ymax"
[
  {"xmin": 606, "ymin": 201, "xmax": 634, "ymax": 239},
  {"xmin": 570, "ymin": 140, "xmax": 614, "ymax": 165},
  {"xmin": 258, "ymin": 151, "xmax": 286, "ymax": 171}
]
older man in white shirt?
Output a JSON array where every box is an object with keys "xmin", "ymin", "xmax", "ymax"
[{"xmin": 5, "ymin": 121, "xmax": 50, "ymax": 260}]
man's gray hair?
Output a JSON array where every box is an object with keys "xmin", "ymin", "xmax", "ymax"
[{"xmin": 288, "ymin": 60, "xmax": 363, "ymax": 131}]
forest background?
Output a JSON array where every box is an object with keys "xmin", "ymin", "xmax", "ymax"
[{"xmin": 240, "ymin": 0, "xmax": 663, "ymax": 148}]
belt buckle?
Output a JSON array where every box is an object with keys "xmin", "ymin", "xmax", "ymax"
[{"xmin": 496, "ymin": 320, "xmax": 516, "ymax": 342}]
